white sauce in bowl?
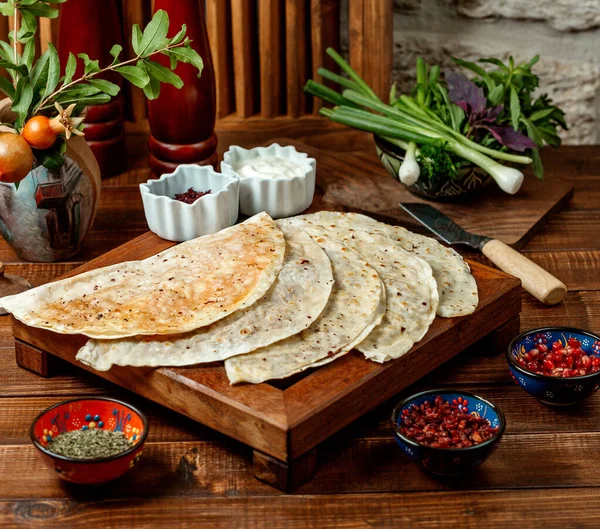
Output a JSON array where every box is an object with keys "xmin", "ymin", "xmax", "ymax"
[{"xmin": 234, "ymin": 156, "xmax": 310, "ymax": 179}]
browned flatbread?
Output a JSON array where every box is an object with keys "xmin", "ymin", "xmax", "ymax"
[{"xmin": 1, "ymin": 213, "xmax": 285, "ymax": 339}]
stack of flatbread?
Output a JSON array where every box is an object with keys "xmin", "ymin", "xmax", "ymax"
[{"xmin": 0, "ymin": 211, "xmax": 478, "ymax": 384}]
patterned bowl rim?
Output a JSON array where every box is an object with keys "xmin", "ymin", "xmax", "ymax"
[
  {"xmin": 30, "ymin": 397, "xmax": 149, "ymax": 464},
  {"xmin": 391, "ymin": 389, "xmax": 506, "ymax": 453},
  {"xmin": 506, "ymin": 326, "xmax": 600, "ymax": 382}
]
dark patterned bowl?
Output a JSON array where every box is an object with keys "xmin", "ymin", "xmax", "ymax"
[
  {"xmin": 374, "ymin": 136, "xmax": 493, "ymax": 201},
  {"xmin": 391, "ymin": 390, "xmax": 505, "ymax": 475},
  {"xmin": 507, "ymin": 327, "xmax": 600, "ymax": 406},
  {"xmin": 31, "ymin": 397, "xmax": 148, "ymax": 484}
]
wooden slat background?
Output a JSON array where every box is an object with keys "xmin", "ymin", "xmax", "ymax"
[{"xmin": 1, "ymin": 1, "xmax": 392, "ymax": 123}]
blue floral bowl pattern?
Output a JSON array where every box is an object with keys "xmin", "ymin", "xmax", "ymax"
[
  {"xmin": 391, "ymin": 390, "xmax": 505, "ymax": 476},
  {"xmin": 507, "ymin": 327, "xmax": 600, "ymax": 406}
]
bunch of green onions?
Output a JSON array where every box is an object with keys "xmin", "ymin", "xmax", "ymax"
[{"xmin": 304, "ymin": 49, "xmax": 532, "ymax": 194}]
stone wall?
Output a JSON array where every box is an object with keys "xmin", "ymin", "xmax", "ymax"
[{"xmin": 344, "ymin": 0, "xmax": 600, "ymax": 144}]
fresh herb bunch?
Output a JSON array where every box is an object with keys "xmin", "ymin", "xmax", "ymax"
[
  {"xmin": 447, "ymin": 56, "xmax": 566, "ymax": 178},
  {"xmin": 305, "ymin": 49, "xmax": 567, "ymax": 195},
  {"xmin": 0, "ymin": 0, "xmax": 203, "ymax": 174}
]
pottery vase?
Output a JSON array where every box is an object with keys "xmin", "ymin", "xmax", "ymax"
[{"xmin": 0, "ymin": 101, "xmax": 101, "ymax": 262}]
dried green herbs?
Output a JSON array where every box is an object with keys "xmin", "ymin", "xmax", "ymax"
[{"xmin": 46, "ymin": 428, "xmax": 132, "ymax": 459}]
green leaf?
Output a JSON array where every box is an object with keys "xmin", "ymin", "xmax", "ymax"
[
  {"xmin": 63, "ymin": 52, "xmax": 76, "ymax": 85},
  {"xmin": 17, "ymin": 9, "xmax": 37, "ymax": 43},
  {"xmin": 532, "ymin": 148, "xmax": 543, "ymax": 179},
  {"xmin": 77, "ymin": 53, "xmax": 100, "ymax": 75},
  {"xmin": 0, "ymin": 3, "xmax": 14, "ymax": 16},
  {"xmin": 520, "ymin": 116, "xmax": 543, "ymax": 147},
  {"xmin": 143, "ymin": 59, "xmax": 183, "ymax": 88},
  {"xmin": 139, "ymin": 9, "xmax": 169, "ymax": 55},
  {"xmin": 131, "ymin": 24, "xmax": 143, "ymax": 55},
  {"xmin": 537, "ymin": 124, "xmax": 562, "ymax": 148},
  {"xmin": 58, "ymin": 84, "xmax": 102, "ymax": 99},
  {"xmin": 528, "ymin": 107, "xmax": 555, "ymax": 122},
  {"xmin": 451, "ymin": 56, "xmax": 495, "ymax": 93},
  {"xmin": 39, "ymin": 149, "xmax": 65, "ymax": 170},
  {"xmin": 0, "ymin": 76, "xmax": 15, "ymax": 99},
  {"xmin": 0, "ymin": 40, "xmax": 14, "ymax": 62},
  {"xmin": 479, "ymin": 57, "xmax": 509, "ymax": 72},
  {"xmin": 525, "ymin": 55, "xmax": 540, "ymax": 69},
  {"xmin": 45, "ymin": 92, "xmax": 111, "ymax": 111},
  {"xmin": 170, "ymin": 24, "xmax": 187, "ymax": 45},
  {"xmin": 12, "ymin": 75, "xmax": 33, "ymax": 124},
  {"xmin": 141, "ymin": 63, "xmax": 160, "ymax": 100},
  {"xmin": 487, "ymin": 84, "xmax": 504, "ymax": 106},
  {"xmin": 43, "ymin": 43, "xmax": 60, "ymax": 97},
  {"xmin": 109, "ymin": 44, "xmax": 122, "ymax": 65},
  {"xmin": 20, "ymin": 39, "xmax": 35, "ymax": 70},
  {"xmin": 165, "ymin": 46, "xmax": 203, "ymax": 76},
  {"xmin": 88, "ymin": 78, "xmax": 120, "ymax": 97},
  {"xmin": 509, "ymin": 86, "xmax": 520, "ymax": 130},
  {"xmin": 0, "ymin": 59, "xmax": 28, "ymax": 75},
  {"xmin": 114, "ymin": 65, "xmax": 149, "ymax": 88},
  {"xmin": 30, "ymin": 48, "xmax": 50, "ymax": 99},
  {"xmin": 20, "ymin": 2, "xmax": 59, "ymax": 18}
]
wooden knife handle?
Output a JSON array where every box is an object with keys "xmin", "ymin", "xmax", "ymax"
[{"xmin": 481, "ymin": 239, "xmax": 567, "ymax": 305}]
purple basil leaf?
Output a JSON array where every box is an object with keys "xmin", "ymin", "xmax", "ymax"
[
  {"xmin": 478, "ymin": 125, "xmax": 537, "ymax": 152},
  {"xmin": 445, "ymin": 70, "xmax": 486, "ymax": 116},
  {"xmin": 479, "ymin": 104, "xmax": 504, "ymax": 123}
]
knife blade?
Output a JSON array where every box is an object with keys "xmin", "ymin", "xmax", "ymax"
[
  {"xmin": 399, "ymin": 203, "xmax": 567, "ymax": 306},
  {"xmin": 399, "ymin": 203, "xmax": 491, "ymax": 250}
]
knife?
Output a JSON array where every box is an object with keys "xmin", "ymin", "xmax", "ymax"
[{"xmin": 400, "ymin": 203, "xmax": 567, "ymax": 305}]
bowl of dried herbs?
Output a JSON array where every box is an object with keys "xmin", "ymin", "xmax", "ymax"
[{"xmin": 30, "ymin": 397, "xmax": 148, "ymax": 484}]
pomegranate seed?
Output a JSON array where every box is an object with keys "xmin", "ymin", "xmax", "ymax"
[{"xmin": 542, "ymin": 358, "xmax": 555, "ymax": 371}]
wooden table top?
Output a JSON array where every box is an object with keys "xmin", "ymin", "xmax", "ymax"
[{"xmin": 1, "ymin": 133, "xmax": 599, "ymax": 529}]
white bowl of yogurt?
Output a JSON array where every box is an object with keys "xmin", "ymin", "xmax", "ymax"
[{"xmin": 221, "ymin": 143, "xmax": 316, "ymax": 219}]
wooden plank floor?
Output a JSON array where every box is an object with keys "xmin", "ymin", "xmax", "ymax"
[{"xmin": 0, "ymin": 135, "xmax": 599, "ymax": 528}]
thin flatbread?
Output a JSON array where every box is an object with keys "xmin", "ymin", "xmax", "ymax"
[
  {"xmin": 0, "ymin": 213, "xmax": 285, "ymax": 339},
  {"xmin": 289, "ymin": 211, "xmax": 477, "ymax": 317},
  {"xmin": 285, "ymin": 215, "xmax": 439, "ymax": 363},
  {"xmin": 76, "ymin": 225, "xmax": 334, "ymax": 370},
  {"xmin": 225, "ymin": 236, "xmax": 383, "ymax": 384}
]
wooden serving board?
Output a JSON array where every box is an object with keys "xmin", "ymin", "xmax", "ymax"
[
  {"xmin": 12, "ymin": 231, "xmax": 521, "ymax": 491},
  {"xmin": 283, "ymin": 139, "xmax": 574, "ymax": 249}
]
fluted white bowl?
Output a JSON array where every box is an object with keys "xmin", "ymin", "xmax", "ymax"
[
  {"xmin": 221, "ymin": 143, "xmax": 316, "ymax": 219},
  {"xmin": 140, "ymin": 165, "xmax": 239, "ymax": 242}
]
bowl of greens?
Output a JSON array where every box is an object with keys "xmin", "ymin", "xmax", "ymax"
[{"xmin": 306, "ymin": 50, "xmax": 567, "ymax": 200}]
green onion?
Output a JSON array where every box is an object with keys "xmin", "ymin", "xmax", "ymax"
[{"xmin": 305, "ymin": 51, "xmax": 535, "ymax": 195}]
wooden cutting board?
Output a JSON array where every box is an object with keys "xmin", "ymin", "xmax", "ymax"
[
  {"xmin": 13, "ymin": 233, "xmax": 521, "ymax": 491},
  {"xmin": 283, "ymin": 139, "xmax": 573, "ymax": 249}
]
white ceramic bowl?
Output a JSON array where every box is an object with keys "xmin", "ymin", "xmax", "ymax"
[
  {"xmin": 140, "ymin": 165, "xmax": 239, "ymax": 242},
  {"xmin": 221, "ymin": 143, "xmax": 316, "ymax": 219}
]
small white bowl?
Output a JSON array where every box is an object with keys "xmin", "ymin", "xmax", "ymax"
[
  {"xmin": 221, "ymin": 143, "xmax": 316, "ymax": 219},
  {"xmin": 140, "ymin": 165, "xmax": 239, "ymax": 242}
]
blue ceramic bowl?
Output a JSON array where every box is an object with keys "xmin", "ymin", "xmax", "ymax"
[
  {"xmin": 507, "ymin": 327, "xmax": 600, "ymax": 406},
  {"xmin": 391, "ymin": 390, "xmax": 505, "ymax": 475}
]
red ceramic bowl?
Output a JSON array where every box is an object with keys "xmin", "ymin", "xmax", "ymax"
[{"xmin": 30, "ymin": 397, "xmax": 148, "ymax": 485}]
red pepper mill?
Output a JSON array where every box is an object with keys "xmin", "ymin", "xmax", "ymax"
[
  {"xmin": 57, "ymin": 0, "xmax": 127, "ymax": 179},
  {"xmin": 147, "ymin": 0, "xmax": 218, "ymax": 176}
]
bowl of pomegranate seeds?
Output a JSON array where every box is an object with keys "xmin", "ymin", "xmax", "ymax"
[
  {"xmin": 507, "ymin": 327, "xmax": 600, "ymax": 406},
  {"xmin": 392, "ymin": 390, "xmax": 505, "ymax": 475}
]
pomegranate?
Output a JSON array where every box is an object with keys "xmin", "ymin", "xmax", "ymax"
[
  {"xmin": 21, "ymin": 115, "xmax": 59, "ymax": 149},
  {"xmin": 0, "ymin": 132, "xmax": 34, "ymax": 184}
]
